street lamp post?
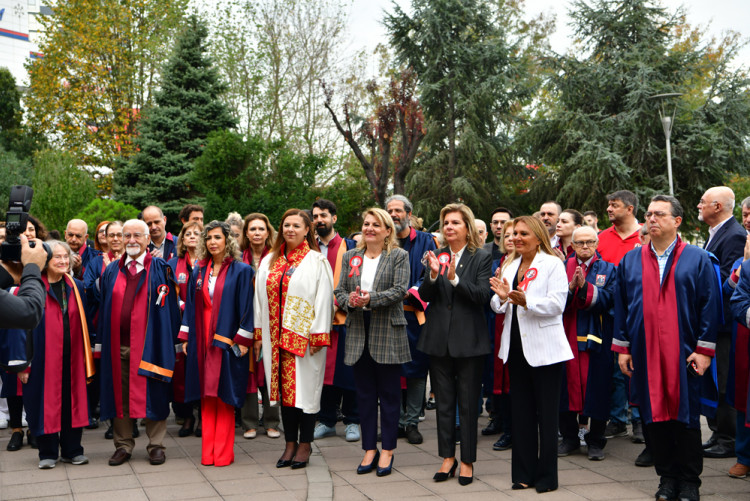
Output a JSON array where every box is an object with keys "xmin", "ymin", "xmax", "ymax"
[{"xmin": 649, "ymin": 93, "xmax": 682, "ymax": 196}]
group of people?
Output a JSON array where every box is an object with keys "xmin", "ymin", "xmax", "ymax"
[{"xmin": 1, "ymin": 187, "xmax": 749, "ymax": 501}]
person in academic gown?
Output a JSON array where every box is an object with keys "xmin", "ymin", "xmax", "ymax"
[
  {"xmin": 254, "ymin": 209, "xmax": 334, "ymax": 470},
  {"xmin": 613, "ymin": 196, "xmax": 720, "ymax": 501},
  {"xmin": 558, "ymin": 226, "xmax": 616, "ymax": 461},
  {"xmin": 97, "ymin": 219, "xmax": 180, "ymax": 467},
  {"xmin": 167, "ymin": 221, "xmax": 202, "ymax": 438},
  {"xmin": 728, "ymin": 254, "xmax": 750, "ymax": 477},
  {"xmin": 180, "ymin": 220, "xmax": 254, "ymax": 467},
  {"xmin": 20, "ymin": 241, "xmax": 94, "ymax": 468}
]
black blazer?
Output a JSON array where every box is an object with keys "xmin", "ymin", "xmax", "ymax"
[
  {"xmin": 416, "ymin": 246, "xmax": 492, "ymax": 358},
  {"xmin": 705, "ymin": 216, "xmax": 746, "ymax": 332}
]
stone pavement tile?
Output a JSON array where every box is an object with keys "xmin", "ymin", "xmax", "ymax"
[
  {"xmin": 414, "ymin": 476, "xmax": 494, "ymax": 495},
  {"xmin": 199, "ymin": 463, "xmax": 267, "ymax": 481},
  {"xmin": 137, "ymin": 468, "xmax": 210, "ymax": 487},
  {"xmin": 73, "ymin": 489, "xmax": 149, "ymax": 501},
  {"xmin": 355, "ymin": 479, "xmax": 435, "ymax": 499},
  {"xmin": 64, "ymin": 461, "xmax": 136, "ymax": 479},
  {"xmin": 442, "ymin": 490, "xmax": 516, "ymax": 501},
  {"xmin": 307, "ymin": 479, "xmax": 333, "ymax": 498},
  {"xmin": 331, "ymin": 472, "xmax": 349, "ymax": 485},
  {"xmin": 212, "ymin": 476, "xmax": 285, "ymax": 496},
  {"xmin": 397, "ymin": 464, "xmax": 446, "ymax": 481},
  {"xmin": 500, "ymin": 487, "xmax": 587, "ymax": 500},
  {"xmin": 700, "ymin": 474, "xmax": 750, "ymax": 495},
  {"xmin": 703, "ymin": 457, "xmax": 740, "ymax": 476},
  {"xmin": 223, "ymin": 492, "xmax": 300, "ymax": 501},
  {"xmin": 258, "ymin": 463, "xmax": 308, "ymax": 477},
  {"xmin": 336, "ymin": 467, "xmax": 409, "ymax": 484},
  {"xmin": 333, "ymin": 484, "xmax": 371, "ymax": 500},
  {"xmin": 474, "ymin": 458, "xmax": 512, "ymax": 476},
  {"xmin": 557, "ymin": 468, "xmax": 613, "ymax": 486},
  {"xmin": 702, "ymin": 493, "xmax": 750, "ymax": 501},
  {"xmin": 130, "ymin": 456, "xmax": 195, "ymax": 473},
  {"xmin": 315, "ymin": 443, "xmax": 362, "ymax": 459},
  {"xmin": 565, "ymin": 481, "xmax": 651, "ymax": 500},
  {"xmin": 1, "ymin": 480, "xmax": 71, "ymax": 499},
  {"xmin": 592, "ymin": 465, "xmax": 658, "ymax": 482},
  {"xmin": 275, "ymin": 471, "xmax": 308, "ymax": 490},
  {"xmin": 143, "ymin": 481, "xmax": 219, "ymax": 500},
  {"xmin": 15, "ymin": 496, "xmax": 74, "ymax": 501},
  {"xmin": 70, "ymin": 474, "xmax": 141, "ymax": 493},
  {"xmin": 1, "ymin": 465, "xmax": 68, "ymax": 485}
]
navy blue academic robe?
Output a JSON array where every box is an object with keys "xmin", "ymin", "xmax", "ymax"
[
  {"xmin": 560, "ymin": 253, "xmax": 616, "ymax": 421},
  {"xmin": 613, "ymin": 240, "xmax": 720, "ymax": 429},
  {"xmin": 74, "ymin": 244, "xmax": 101, "ymax": 281},
  {"xmin": 148, "ymin": 233, "xmax": 177, "ymax": 262},
  {"xmin": 399, "ymin": 228, "xmax": 437, "ymax": 378},
  {"xmin": 180, "ymin": 257, "xmax": 254, "ymax": 408},
  {"xmin": 97, "ymin": 253, "xmax": 180, "ymax": 421}
]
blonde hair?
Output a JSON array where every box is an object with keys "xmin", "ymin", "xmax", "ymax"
[
  {"xmin": 514, "ymin": 215, "xmax": 555, "ymax": 256},
  {"xmin": 197, "ymin": 221, "xmax": 241, "ymax": 262},
  {"xmin": 500, "ymin": 220, "xmax": 517, "ymax": 274},
  {"xmin": 176, "ymin": 221, "xmax": 204, "ymax": 258},
  {"xmin": 356, "ymin": 208, "xmax": 398, "ymax": 254},
  {"xmin": 439, "ymin": 203, "xmax": 483, "ymax": 252}
]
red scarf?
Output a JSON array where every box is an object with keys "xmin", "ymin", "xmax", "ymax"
[{"xmin": 641, "ymin": 238, "xmax": 685, "ymax": 422}]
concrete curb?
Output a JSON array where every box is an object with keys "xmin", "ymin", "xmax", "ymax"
[{"xmin": 306, "ymin": 442, "xmax": 333, "ymax": 501}]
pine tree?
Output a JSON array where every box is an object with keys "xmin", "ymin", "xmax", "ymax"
[{"xmin": 114, "ymin": 14, "xmax": 236, "ymax": 220}]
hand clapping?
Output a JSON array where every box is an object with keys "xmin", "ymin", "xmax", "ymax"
[
  {"xmin": 569, "ymin": 266, "xmax": 585, "ymax": 291},
  {"xmin": 348, "ymin": 286, "xmax": 371, "ymax": 308}
]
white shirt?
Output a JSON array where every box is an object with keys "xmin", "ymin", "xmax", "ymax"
[
  {"xmin": 207, "ymin": 273, "xmax": 217, "ymax": 300},
  {"xmin": 360, "ymin": 254, "xmax": 381, "ymax": 293},
  {"xmin": 706, "ymin": 214, "xmax": 734, "ymax": 249},
  {"xmin": 124, "ymin": 252, "xmax": 147, "ymax": 273}
]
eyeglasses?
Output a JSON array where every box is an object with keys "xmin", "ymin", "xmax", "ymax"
[
  {"xmin": 572, "ymin": 240, "xmax": 598, "ymax": 247},
  {"xmin": 107, "ymin": 233, "xmax": 124, "ymax": 239},
  {"xmin": 51, "ymin": 255, "xmax": 70, "ymax": 261},
  {"xmin": 98, "ymin": 229, "xmax": 107, "ymax": 234},
  {"xmin": 65, "ymin": 232, "xmax": 84, "ymax": 239},
  {"xmin": 698, "ymin": 199, "xmax": 718, "ymax": 207},
  {"xmin": 122, "ymin": 233, "xmax": 146, "ymax": 240},
  {"xmin": 644, "ymin": 211, "xmax": 674, "ymax": 219}
]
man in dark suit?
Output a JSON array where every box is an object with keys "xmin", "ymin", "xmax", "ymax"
[
  {"xmin": 484, "ymin": 208, "xmax": 513, "ymax": 262},
  {"xmin": 699, "ymin": 186, "xmax": 747, "ymax": 458}
]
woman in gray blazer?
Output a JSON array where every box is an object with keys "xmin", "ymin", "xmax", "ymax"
[{"xmin": 334, "ymin": 208, "xmax": 411, "ymax": 477}]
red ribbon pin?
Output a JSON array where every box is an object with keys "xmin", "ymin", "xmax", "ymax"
[
  {"xmin": 349, "ymin": 256, "xmax": 363, "ymax": 277},
  {"xmin": 437, "ymin": 252, "xmax": 451, "ymax": 276},
  {"xmin": 517, "ymin": 268, "xmax": 538, "ymax": 292},
  {"xmin": 155, "ymin": 284, "xmax": 169, "ymax": 307}
]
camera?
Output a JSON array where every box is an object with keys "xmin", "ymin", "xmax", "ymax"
[{"xmin": 0, "ymin": 185, "xmax": 51, "ymax": 262}]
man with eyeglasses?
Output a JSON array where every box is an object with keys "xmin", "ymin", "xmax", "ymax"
[
  {"xmin": 613, "ymin": 195, "xmax": 720, "ymax": 501},
  {"xmin": 65, "ymin": 219, "xmax": 101, "ymax": 280},
  {"xmin": 96, "ymin": 219, "xmax": 180, "ymax": 467},
  {"xmin": 557, "ymin": 226, "xmax": 616, "ymax": 461},
  {"xmin": 485, "ymin": 208, "xmax": 513, "ymax": 262},
  {"xmin": 697, "ymin": 187, "xmax": 746, "ymax": 461}
]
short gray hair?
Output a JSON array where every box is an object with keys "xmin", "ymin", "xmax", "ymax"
[
  {"xmin": 44, "ymin": 240, "xmax": 73, "ymax": 272},
  {"xmin": 385, "ymin": 194, "xmax": 413, "ymax": 214},
  {"xmin": 572, "ymin": 226, "xmax": 598, "ymax": 242},
  {"xmin": 123, "ymin": 219, "xmax": 149, "ymax": 235}
]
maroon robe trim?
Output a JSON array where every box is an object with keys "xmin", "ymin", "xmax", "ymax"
[
  {"xmin": 41, "ymin": 274, "xmax": 89, "ymax": 433},
  {"xmin": 641, "ymin": 238, "xmax": 685, "ymax": 422},
  {"xmin": 195, "ymin": 256, "xmax": 231, "ymax": 398},
  {"xmin": 108, "ymin": 253, "xmax": 152, "ymax": 418},
  {"xmin": 734, "ymin": 324, "xmax": 750, "ymax": 413}
]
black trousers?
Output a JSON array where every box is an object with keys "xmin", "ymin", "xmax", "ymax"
[
  {"xmin": 648, "ymin": 421, "xmax": 703, "ymax": 486},
  {"xmin": 353, "ymin": 346, "xmax": 401, "ymax": 451},
  {"xmin": 559, "ymin": 411, "xmax": 606, "ymax": 449},
  {"xmin": 281, "ymin": 406, "xmax": 315, "ymax": 443},
  {"xmin": 707, "ymin": 331, "xmax": 736, "ymax": 445},
  {"xmin": 430, "ymin": 354, "xmax": 484, "ymax": 463},
  {"xmin": 509, "ymin": 352, "xmax": 564, "ymax": 491},
  {"xmin": 7, "ymin": 395, "xmax": 23, "ymax": 428}
]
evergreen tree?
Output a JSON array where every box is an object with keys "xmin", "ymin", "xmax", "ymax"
[
  {"xmin": 520, "ymin": 0, "xmax": 750, "ymax": 230},
  {"xmin": 114, "ymin": 15, "xmax": 236, "ymax": 220}
]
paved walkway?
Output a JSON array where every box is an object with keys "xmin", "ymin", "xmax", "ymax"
[{"xmin": 0, "ymin": 412, "xmax": 748, "ymax": 500}]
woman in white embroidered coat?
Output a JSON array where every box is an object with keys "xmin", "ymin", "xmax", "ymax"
[
  {"xmin": 253, "ymin": 209, "xmax": 334, "ymax": 470},
  {"xmin": 489, "ymin": 215, "xmax": 573, "ymax": 493}
]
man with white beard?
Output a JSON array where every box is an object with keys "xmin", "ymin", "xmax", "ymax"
[{"xmin": 96, "ymin": 219, "xmax": 180, "ymax": 467}]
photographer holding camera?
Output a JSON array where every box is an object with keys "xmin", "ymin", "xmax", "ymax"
[{"xmin": 0, "ymin": 232, "xmax": 47, "ymax": 329}]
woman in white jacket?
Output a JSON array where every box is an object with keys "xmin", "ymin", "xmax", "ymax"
[
  {"xmin": 490, "ymin": 215, "xmax": 573, "ymax": 493},
  {"xmin": 254, "ymin": 209, "xmax": 334, "ymax": 470}
]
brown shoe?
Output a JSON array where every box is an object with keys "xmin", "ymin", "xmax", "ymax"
[
  {"xmin": 728, "ymin": 462, "xmax": 750, "ymax": 478},
  {"xmin": 108, "ymin": 448, "xmax": 132, "ymax": 466},
  {"xmin": 149, "ymin": 448, "xmax": 166, "ymax": 465}
]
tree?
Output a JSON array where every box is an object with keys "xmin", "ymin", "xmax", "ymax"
[
  {"xmin": 114, "ymin": 15, "xmax": 236, "ymax": 221},
  {"xmin": 192, "ymin": 130, "xmax": 327, "ymax": 225},
  {"xmin": 0, "ymin": 148, "xmax": 33, "ymax": 211},
  {"xmin": 519, "ymin": 0, "xmax": 750, "ymax": 231},
  {"xmin": 73, "ymin": 198, "xmax": 141, "ymax": 235},
  {"xmin": 0, "ymin": 67, "xmax": 46, "ymax": 160},
  {"xmin": 24, "ymin": 0, "xmax": 188, "ymax": 171},
  {"xmin": 384, "ymin": 0, "xmax": 551, "ymax": 221},
  {"xmin": 31, "ymin": 150, "xmax": 97, "ymax": 232},
  {"xmin": 322, "ymin": 67, "xmax": 425, "ymax": 205}
]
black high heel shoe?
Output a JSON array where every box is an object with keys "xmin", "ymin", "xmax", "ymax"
[
  {"xmin": 178, "ymin": 415, "xmax": 195, "ymax": 437},
  {"xmin": 433, "ymin": 459, "xmax": 458, "ymax": 482},
  {"xmin": 458, "ymin": 462, "xmax": 473, "ymax": 486},
  {"xmin": 276, "ymin": 442, "xmax": 298, "ymax": 468},
  {"xmin": 291, "ymin": 442, "xmax": 310, "ymax": 469},
  {"xmin": 357, "ymin": 450, "xmax": 380, "ymax": 474},
  {"xmin": 376, "ymin": 455, "xmax": 394, "ymax": 477}
]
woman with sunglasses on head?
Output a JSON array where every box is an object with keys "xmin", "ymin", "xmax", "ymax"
[{"xmin": 180, "ymin": 221, "xmax": 254, "ymax": 467}]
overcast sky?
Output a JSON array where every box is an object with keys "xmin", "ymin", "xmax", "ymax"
[{"xmin": 345, "ymin": 0, "xmax": 750, "ymax": 74}]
